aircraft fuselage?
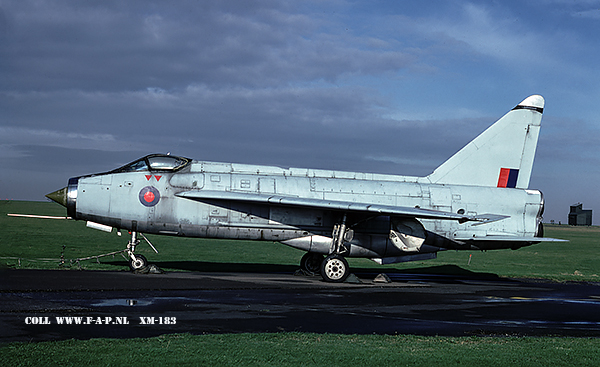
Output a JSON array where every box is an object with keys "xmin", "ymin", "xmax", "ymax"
[
  {"xmin": 65, "ymin": 156, "xmax": 544, "ymax": 262},
  {"xmin": 45, "ymin": 95, "xmax": 557, "ymax": 281}
]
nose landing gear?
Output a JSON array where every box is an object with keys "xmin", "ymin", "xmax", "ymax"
[
  {"xmin": 129, "ymin": 254, "xmax": 148, "ymax": 271},
  {"xmin": 126, "ymin": 231, "xmax": 157, "ymax": 271}
]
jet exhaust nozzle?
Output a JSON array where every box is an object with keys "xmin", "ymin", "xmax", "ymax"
[{"xmin": 46, "ymin": 187, "xmax": 68, "ymax": 208}]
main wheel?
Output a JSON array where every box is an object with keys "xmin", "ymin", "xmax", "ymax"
[
  {"xmin": 129, "ymin": 254, "xmax": 148, "ymax": 271},
  {"xmin": 300, "ymin": 253, "xmax": 324, "ymax": 275},
  {"xmin": 320, "ymin": 254, "xmax": 350, "ymax": 283}
]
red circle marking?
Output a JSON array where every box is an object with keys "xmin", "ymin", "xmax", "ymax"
[
  {"xmin": 139, "ymin": 186, "xmax": 160, "ymax": 207},
  {"xmin": 144, "ymin": 191, "xmax": 155, "ymax": 203}
]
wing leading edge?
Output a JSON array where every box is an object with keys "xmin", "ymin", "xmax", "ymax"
[{"xmin": 175, "ymin": 190, "xmax": 506, "ymax": 224}]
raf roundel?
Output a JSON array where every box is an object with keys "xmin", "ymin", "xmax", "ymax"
[{"xmin": 139, "ymin": 186, "xmax": 160, "ymax": 207}]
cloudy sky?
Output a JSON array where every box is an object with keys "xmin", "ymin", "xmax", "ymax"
[{"xmin": 1, "ymin": 0, "xmax": 600, "ymax": 224}]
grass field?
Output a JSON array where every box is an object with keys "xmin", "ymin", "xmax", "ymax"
[
  {"xmin": 2, "ymin": 333, "xmax": 600, "ymax": 367},
  {"xmin": 2, "ymin": 200, "xmax": 600, "ymax": 365}
]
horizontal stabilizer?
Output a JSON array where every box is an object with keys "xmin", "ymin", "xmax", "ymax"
[
  {"xmin": 470, "ymin": 213, "xmax": 510, "ymax": 225},
  {"xmin": 454, "ymin": 235, "xmax": 567, "ymax": 242},
  {"xmin": 176, "ymin": 190, "xmax": 505, "ymax": 223}
]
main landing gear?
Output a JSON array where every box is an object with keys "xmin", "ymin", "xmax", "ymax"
[
  {"xmin": 300, "ymin": 252, "xmax": 324, "ymax": 275},
  {"xmin": 300, "ymin": 214, "xmax": 353, "ymax": 283},
  {"xmin": 320, "ymin": 254, "xmax": 350, "ymax": 282},
  {"xmin": 301, "ymin": 252, "xmax": 351, "ymax": 283}
]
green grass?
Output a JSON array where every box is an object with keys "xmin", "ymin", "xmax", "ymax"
[
  {"xmin": 3, "ymin": 200, "xmax": 600, "ymax": 365},
  {"xmin": 0, "ymin": 200, "xmax": 596, "ymax": 281},
  {"xmin": 2, "ymin": 333, "xmax": 600, "ymax": 366},
  {"xmin": 0, "ymin": 200, "xmax": 304, "ymax": 271}
]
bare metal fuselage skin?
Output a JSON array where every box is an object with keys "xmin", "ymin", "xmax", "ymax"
[{"xmin": 65, "ymin": 158, "xmax": 544, "ymax": 262}]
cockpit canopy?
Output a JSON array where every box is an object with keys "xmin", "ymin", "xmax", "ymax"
[{"xmin": 112, "ymin": 154, "xmax": 191, "ymax": 173}]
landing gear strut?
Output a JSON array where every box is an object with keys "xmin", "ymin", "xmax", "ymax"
[{"xmin": 320, "ymin": 213, "xmax": 352, "ymax": 283}]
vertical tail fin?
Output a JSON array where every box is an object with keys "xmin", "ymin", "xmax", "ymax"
[{"xmin": 426, "ymin": 95, "xmax": 544, "ymax": 189}]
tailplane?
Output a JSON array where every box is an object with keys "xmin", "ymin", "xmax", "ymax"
[{"xmin": 426, "ymin": 95, "xmax": 544, "ymax": 189}]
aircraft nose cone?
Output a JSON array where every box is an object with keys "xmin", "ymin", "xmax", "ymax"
[{"xmin": 46, "ymin": 187, "xmax": 68, "ymax": 207}]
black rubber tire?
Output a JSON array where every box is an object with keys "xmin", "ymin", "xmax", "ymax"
[
  {"xmin": 129, "ymin": 254, "xmax": 148, "ymax": 271},
  {"xmin": 300, "ymin": 253, "xmax": 324, "ymax": 275}
]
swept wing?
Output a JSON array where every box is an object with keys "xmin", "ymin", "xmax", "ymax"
[{"xmin": 175, "ymin": 190, "xmax": 506, "ymax": 224}]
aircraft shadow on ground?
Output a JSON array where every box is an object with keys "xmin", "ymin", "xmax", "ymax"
[{"xmin": 102, "ymin": 260, "xmax": 501, "ymax": 280}]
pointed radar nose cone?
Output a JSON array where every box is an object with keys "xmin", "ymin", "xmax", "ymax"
[{"xmin": 46, "ymin": 187, "xmax": 68, "ymax": 207}]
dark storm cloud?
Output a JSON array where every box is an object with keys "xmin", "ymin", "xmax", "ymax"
[
  {"xmin": 2, "ymin": 0, "xmax": 596, "ymax": 226},
  {"xmin": 1, "ymin": 0, "xmax": 412, "ymax": 92},
  {"xmin": 1, "ymin": 78, "xmax": 481, "ymax": 174},
  {"xmin": 0, "ymin": 0, "xmax": 424, "ymax": 175}
]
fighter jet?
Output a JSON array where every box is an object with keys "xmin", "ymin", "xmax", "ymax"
[{"xmin": 46, "ymin": 95, "xmax": 559, "ymax": 282}]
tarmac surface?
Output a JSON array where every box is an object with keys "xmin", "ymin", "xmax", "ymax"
[{"xmin": 2, "ymin": 267, "xmax": 600, "ymax": 343}]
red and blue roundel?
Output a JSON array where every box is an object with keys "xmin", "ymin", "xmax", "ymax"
[{"xmin": 139, "ymin": 186, "xmax": 160, "ymax": 207}]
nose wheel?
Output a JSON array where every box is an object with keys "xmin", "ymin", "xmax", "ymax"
[
  {"xmin": 129, "ymin": 254, "xmax": 148, "ymax": 271},
  {"xmin": 126, "ymin": 231, "xmax": 157, "ymax": 271}
]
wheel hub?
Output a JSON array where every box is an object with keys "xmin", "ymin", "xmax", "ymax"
[
  {"xmin": 132, "ymin": 259, "xmax": 144, "ymax": 269},
  {"xmin": 325, "ymin": 259, "xmax": 345, "ymax": 280}
]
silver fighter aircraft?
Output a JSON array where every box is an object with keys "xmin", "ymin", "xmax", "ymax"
[{"xmin": 46, "ymin": 95, "xmax": 559, "ymax": 282}]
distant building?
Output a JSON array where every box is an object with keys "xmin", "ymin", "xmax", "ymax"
[{"xmin": 569, "ymin": 203, "xmax": 592, "ymax": 226}]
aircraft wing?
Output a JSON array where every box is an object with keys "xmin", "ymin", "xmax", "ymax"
[{"xmin": 175, "ymin": 190, "xmax": 506, "ymax": 223}]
